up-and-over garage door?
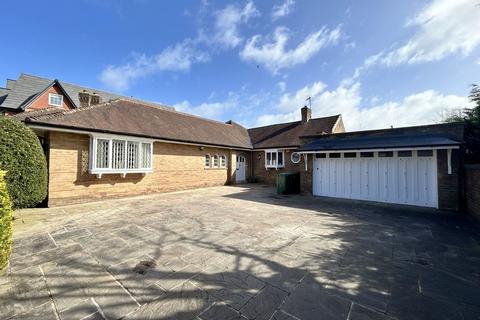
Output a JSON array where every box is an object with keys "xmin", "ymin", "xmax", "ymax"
[{"xmin": 312, "ymin": 150, "xmax": 438, "ymax": 208}]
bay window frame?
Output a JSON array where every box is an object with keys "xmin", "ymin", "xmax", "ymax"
[{"xmin": 89, "ymin": 133, "xmax": 153, "ymax": 178}]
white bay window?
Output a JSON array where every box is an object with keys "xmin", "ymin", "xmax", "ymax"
[
  {"xmin": 265, "ymin": 149, "xmax": 284, "ymax": 169},
  {"xmin": 90, "ymin": 134, "xmax": 153, "ymax": 178}
]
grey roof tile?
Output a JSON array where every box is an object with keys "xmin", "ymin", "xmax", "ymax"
[{"xmin": 0, "ymin": 73, "xmax": 171, "ymax": 111}]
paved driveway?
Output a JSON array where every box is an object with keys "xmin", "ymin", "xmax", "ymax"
[{"xmin": 1, "ymin": 185, "xmax": 480, "ymax": 320}]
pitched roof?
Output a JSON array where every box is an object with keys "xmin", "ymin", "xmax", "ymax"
[
  {"xmin": 247, "ymin": 115, "xmax": 341, "ymax": 149},
  {"xmin": 22, "ymin": 99, "xmax": 253, "ymax": 149},
  {"xmin": 300, "ymin": 134, "xmax": 460, "ymax": 151},
  {"xmin": 0, "ymin": 73, "xmax": 171, "ymax": 111}
]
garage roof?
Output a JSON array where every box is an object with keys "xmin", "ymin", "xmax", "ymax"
[{"xmin": 299, "ymin": 134, "xmax": 461, "ymax": 152}]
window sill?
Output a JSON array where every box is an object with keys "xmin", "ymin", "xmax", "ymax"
[
  {"xmin": 265, "ymin": 166, "xmax": 285, "ymax": 170},
  {"xmin": 205, "ymin": 167, "xmax": 227, "ymax": 170},
  {"xmin": 90, "ymin": 169, "xmax": 152, "ymax": 178}
]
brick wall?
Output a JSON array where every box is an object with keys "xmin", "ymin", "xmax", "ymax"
[
  {"xmin": 251, "ymin": 149, "xmax": 312, "ymax": 193},
  {"xmin": 465, "ymin": 165, "xmax": 480, "ymax": 219},
  {"xmin": 437, "ymin": 149, "xmax": 461, "ymax": 211},
  {"xmin": 28, "ymin": 85, "xmax": 75, "ymax": 111},
  {"xmin": 47, "ymin": 131, "xmax": 243, "ymax": 206}
]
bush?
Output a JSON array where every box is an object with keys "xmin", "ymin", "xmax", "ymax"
[
  {"xmin": 0, "ymin": 116, "xmax": 47, "ymax": 208},
  {"xmin": 0, "ymin": 170, "xmax": 13, "ymax": 272}
]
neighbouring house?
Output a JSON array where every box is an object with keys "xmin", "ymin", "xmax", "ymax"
[{"xmin": 1, "ymin": 74, "xmax": 465, "ymax": 210}]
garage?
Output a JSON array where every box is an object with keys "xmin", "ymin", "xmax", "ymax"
[
  {"xmin": 299, "ymin": 132, "xmax": 461, "ymax": 209},
  {"xmin": 312, "ymin": 150, "xmax": 438, "ymax": 207}
]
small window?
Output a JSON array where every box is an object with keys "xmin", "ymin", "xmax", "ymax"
[
  {"xmin": 265, "ymin": 150, "xmax": 285, "ymax": 168},
  {"xmin": 291, "ymin": 152, "xmax": 301, "ymax": 163},
  {"xmin": 212, "ymin": 155, "xmax": 219, "ymax": 168},
  {"xmin": 48, "ymin": 93, "xmax": 63, "ymax": 107},
  {"xmin": 378, "ymin": 151, "xmax": 393, "ymax": 157},
  {"xmin": 344, "ymin": 152, "xmax": 357, "ymax": 158},
  {"xmin": 360, "ymin": 152, "xmax": 374, "ymax": 158},
  {"xmin": 220, "ymin": 155, "xmax": 227, "ymax": 168},
  {"xmin": 329, "ymin": 153, "xmax": 341, "ymax": 158},
  {"xmin": 316, "ymin": 153, "xmax": 326, "ymax": 158},
  {"xmin": 417, "ymin": 150, "xmax": 433, "ymax": 157},
  {"xmin": 398, "ymin": 150, "xmax": 412, "ymax": 157},
  {"xmin": 205, "ymin": 155, "xmax": 211, "ymax": 168}
]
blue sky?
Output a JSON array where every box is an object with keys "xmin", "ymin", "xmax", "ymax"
[{"xmin": 1, "ymin": 0, "xmax": 479, "ymax": 130}]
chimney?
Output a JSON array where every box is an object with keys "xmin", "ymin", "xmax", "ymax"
[
  {"xmin": 90, "ymin": 92, "xmax": 101, "ymax": 105},
  {"xmin": 301, "ymin": 105, "xmax": 311, "ymax": 123},
  {"xmin": 78, "ymin": 90, "xmax": 91, "ymax": 108}
]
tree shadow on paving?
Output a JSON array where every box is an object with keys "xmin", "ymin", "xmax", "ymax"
[{"xmin": 1, "ymin": 185, "xmax": 480, "ymax": 320}]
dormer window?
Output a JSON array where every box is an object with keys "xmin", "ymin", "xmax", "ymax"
[{"xmin": 49, "ymin": 93, "xmax": 63, "ymax": 107}]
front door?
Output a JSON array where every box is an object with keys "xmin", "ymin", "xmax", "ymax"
[{"xmin": 236, "ymin": 155, "xmax": 246, "ymax": 183}]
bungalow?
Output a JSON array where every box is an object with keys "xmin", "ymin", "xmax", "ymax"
[{"xmin": 1, "ymin": 74, "xmax": 464, "ymax": 210}]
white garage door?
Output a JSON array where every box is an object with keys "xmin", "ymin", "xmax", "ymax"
[{"xmin": 313, "ymin": 150, "xmax": 438, "ymax": 208}]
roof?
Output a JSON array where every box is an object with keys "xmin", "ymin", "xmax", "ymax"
[
  {"xmin": 247, "ymin": 115, "xmax": 341, "ymax": 149},
  {"xmin": 299, "ymin": 133, "xmax": 461, "ymax": 152},
  {"xmin": 0, "ymin": 73, "xmax": 172, "ymax": 111},
  {"xmin": 22, "ymin": 99, "xmax": 253, "ymax": 149}
]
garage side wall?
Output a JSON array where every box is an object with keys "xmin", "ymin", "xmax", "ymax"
[
  {"xmin": 437, "ymin": 149, "xmax": 461, "ymax": 211},
  {"xmin": 47, "ymin": 131, "xmax": 239, "ymax": 206},
  {"xmin": 465, "ymin": 165, "xmax": 480, "ymax": 219}
]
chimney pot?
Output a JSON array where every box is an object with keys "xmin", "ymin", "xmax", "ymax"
[{"xmin": 301, "ymin": 105, "xmax": 311, "ymax": 123}]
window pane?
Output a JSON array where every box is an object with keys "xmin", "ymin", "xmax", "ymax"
[
  {"xmin": 278, "ymin": 152, "xmax": 283, "ymax": 166},
  {"xmin": 213, "ymin": 155, "xmax": 219, "ymax": 167},
  {"xmin": 112, "ymin": 140, "xmax": 125, "ymax": 169},
  {"xmin": 417, "ymin": 150, "xmax": 433, "ymax": 157},
  {"xmin": 220, "ymin": 155, "xmax": 226, "ymax": 167},
  {"xmin": 344, "ymin": 152, "xmax": 357, "ymax": 158},
  {"xmin": 127, "ymin": 141, "xmax": 139, "ymax": 169},
  {"xmin": 49, "ymin": 94, "xmax": 63, "ymax": 106},
  {"xmin": 329, "ymin": 153, "xmax": 341, "ymax": 158},
  {"xmin": 205, "ymin": 155, "xmax": 210, "ymax": 167},
  {"xmin": 360, "ymin": 152, "xmax": 374, "ymax": 158},
  {"xmin": 272, "ymin": 152, "xmax": 276, "ymax": 165},
  {"xmin": 141, "ymin": 143, "xmax": 151, "ymax": 168},
  {"xmin": 266, "ymin": 152, "xmax": 271, "ymax": 165},
  {"xmin": 398, "ymin": 150, "xmax": 412, "ymax": 157},
  {"xmin": 378, "ymin": 151, "xmax": 393, "ymax": 157},
  {"xmin": 316, "ymin": 153, "xmax": 326, "ymax": 158},
  {"xmin": 96, "ymin": 139, "xmax": 109, "ymax": 169}
]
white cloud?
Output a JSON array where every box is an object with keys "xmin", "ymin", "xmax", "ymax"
[
  {"xmin": 173, "ymin": 93, "xmax": 239, "ymax": 120},
  {"xmin": 375, "ymin": 0, "xmax": 480, "ymax": 66},
  {"xmin": 272, "ymin": 0, "xmax": 295, "ymax": 20},
  {"xmin": 277, "ymin": 81, "xmax": 286, "ymax": 92},
  {"xmin": 210, "ymin": 0, "xmax": 259, "ymax": 49},
  {"xmin": 255, "ymin": 81, "xmax": 470, "ymax": 130},
  {"xmin": 240, "ymin": 25, "xmax": 342, "ymax": 73},
  {"xmin": 100, "ymin": 40, "xmax": 209, "ymax": 90}
]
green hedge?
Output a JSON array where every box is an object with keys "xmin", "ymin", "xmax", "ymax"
[
  {"xmin": 0, "ymin": 116, "xmax": 47, "ymax": 208},
  {"xmin": 0, "ymin": 170, "xmax": 13, "ymax": 272}
]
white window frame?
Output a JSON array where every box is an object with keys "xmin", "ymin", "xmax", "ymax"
[
  {"xmin": 212, "ymin": 154, "xmax": 219, "ymax": 168},
  {"xmin": 205, "ymin": 154, "xmax": 211, "ymax": 168},
  {"xmin": 220, "ymin": 155, "xmax": 227, "ymax": 168},
  {"xmin": 48, "ymin": 93, "xmax": 63, "ymax": 107},
  {"xmin": 265, "ymin": 149, "xmax": 285, "ymax": 169},
  {"xmin": 89, "ymin": 133, "xmax": 153, "ymax": 178}
]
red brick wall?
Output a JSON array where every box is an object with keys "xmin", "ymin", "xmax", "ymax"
[
  {"xmin": 28, "ymin": 85, "xmax": 74, "ymax": 111},
  {"xmin": 465, "ymin": 165, "xmax": 480, "ymax": 219}
]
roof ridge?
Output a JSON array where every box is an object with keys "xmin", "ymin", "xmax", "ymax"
[
  {"xmin": 248, "ymin": 114, "xmax": 340, "ymax": 130},
  {"xmin": 119, "ymin": 99, "xmax": 239, "ymax": 128}
]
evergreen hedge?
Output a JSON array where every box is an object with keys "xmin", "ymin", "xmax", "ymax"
[
  {"xmin": 0, "ymin": 116, "xmax": 47, "ymax": 208},
  {"xmin": 0, "ymin": 170, "xmax": 13, "ymax": 272}
]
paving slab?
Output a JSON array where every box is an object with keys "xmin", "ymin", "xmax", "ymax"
[{"xmin": 5, "ymin": 184, "xmax": 480, "ymax": 320}]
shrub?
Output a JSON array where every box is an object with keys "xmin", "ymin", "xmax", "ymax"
[
  {"xmin": 0, "ymin": 170, "xmax": 13, "ymax": 272},
  {"xmin": 0, "ymin": 116, "xmax": 47, "ymax": 208}
]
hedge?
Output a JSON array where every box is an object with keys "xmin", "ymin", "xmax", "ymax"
[
  {"xmin": 0, "ymin": 170, "xmax": 13, "ymax": 272},
  {"xmin": 0, "ymin": 116, "xmax": 47, "ymax": 208}
]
